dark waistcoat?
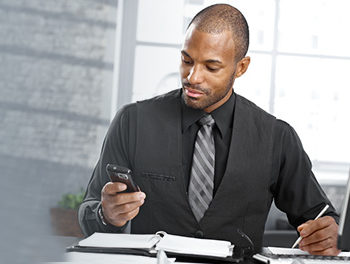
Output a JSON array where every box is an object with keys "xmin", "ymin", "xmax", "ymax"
[{"xmin": 131, "ymin": 90, "xmax": 277, "ymax": 250}]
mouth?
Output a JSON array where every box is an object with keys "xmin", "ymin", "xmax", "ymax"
[{"xmin": 184, "ymin": 86, "xmax": 204, "ymax": 98}]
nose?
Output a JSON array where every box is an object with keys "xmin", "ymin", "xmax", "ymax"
[{"xmin": 187, "ymin": 65, "xmax": 204, "ymax": 85}]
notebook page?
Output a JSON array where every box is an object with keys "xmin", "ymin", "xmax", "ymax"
[
  {"xmin": 78, "ymin": 232, "xmax": 161, "ymax": 249},
  {"xmin": 155, "ymin": 233, "xmax": 233, "ymax": 258},
  {"xmin": 268, "ymin": 247, "xmax": 309, "ymax": 255}
]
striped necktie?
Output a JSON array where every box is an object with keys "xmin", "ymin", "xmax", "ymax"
[{"xmin": 188, "ymin": 114, "xmax": 215, "ymax": 222}]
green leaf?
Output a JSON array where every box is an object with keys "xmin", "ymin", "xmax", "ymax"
[{"xmin": 58, "ymin": 188, "xmax": 85, "ymax": 209}]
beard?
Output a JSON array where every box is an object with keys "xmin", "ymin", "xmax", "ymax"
[{"xmin": 182, "ymin": 76, "xmax": 234, "ymax": 110}]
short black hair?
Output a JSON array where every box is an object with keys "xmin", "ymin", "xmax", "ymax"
[{"xmin": 187, "ymin": 4, "xmax": 249, "ymax": 60}]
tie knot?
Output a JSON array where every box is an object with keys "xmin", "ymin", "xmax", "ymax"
[{"xmin": 198, "ymin": 114, "xmax": 215, "ymax": 127}]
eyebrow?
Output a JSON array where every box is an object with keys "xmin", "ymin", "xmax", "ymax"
[
  {"xmin": 181, "ymin": 50, "xmax": 223, "ymax": 64},
  {"xmin": 206, "ymin": 59, "xmax": 222, "ymax": 64},
  {"xmin": 181, "ymin": 50, "xmax": 191, "ymax": 58}
]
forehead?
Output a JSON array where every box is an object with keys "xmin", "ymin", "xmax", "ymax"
[{"xmin": 182, "ymin": 25, "xmax": 236, "ymax": 61}]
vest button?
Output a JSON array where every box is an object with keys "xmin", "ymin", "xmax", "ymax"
[{"xmin": 194, "ymin": 230, "xmax": 204, "ymax": 238}]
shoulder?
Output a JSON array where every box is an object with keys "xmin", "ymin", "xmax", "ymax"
[
  {"xmin": 112, "ymin": 103, "xmax": 137, "ymax": 126},
  {"xmin": 110, "ymin": 89, "xmax": 181, "ymax": 126},
  {"xmin": 235, "ymin": 93, "xmax": 276, "ymax": 123},
  {"xmin": 135, "ymin": 89, "xmax": 182, "ymax": 119},
  {"xmin": 275, "ymin": 119, "xmax": 303, "ymax": 148},
  {"xmin": 235, "ymin": 93, "xmax": 300, "ymax": 140},
  {"xmin": 136, "ymin": 89, "xmax": 181, "ymax": 107},
  {"xmin": 236, "ymin": 94, "xmax": 273, "ymax": 118},
  {"xmin": 114, "ymin": 89, "xmax": 181, "ymax": 117},
  {"xmin": 275, "ymin": 119, "xmax": 294, "ymax": 133}
]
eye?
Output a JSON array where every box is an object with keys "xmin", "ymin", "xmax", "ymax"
[
  {"xmin": 182, "ymin": 58, "xmax": 192, "ymax": 65},
  {"xmin": 206, "ymin": 66, "xmax": 219, "ymax": 72}
]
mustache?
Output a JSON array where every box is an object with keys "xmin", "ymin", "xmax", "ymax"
[{"xmin": 182, "ymin": 82, "xmax": 208, "ymax": 94}]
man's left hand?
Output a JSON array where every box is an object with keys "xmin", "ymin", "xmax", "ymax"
[{"xmin": 297, "ymin": 216, "xmax": 340, "ymax": 256}]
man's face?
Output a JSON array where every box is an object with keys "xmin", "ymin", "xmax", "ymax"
[{"xmin": 180, "ymin": 25, "xmax": 241, "ymax": 112}]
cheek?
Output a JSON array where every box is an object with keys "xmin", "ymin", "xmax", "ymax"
[
  {"xmin": 208, "ymin": 77, "xmax": 230, "ymax": 94},
  {"xmin": 219, "ymin": 72, "xmax": 234, "ymax": 87},
  {"xmin": 208, "ymin": 76, "xmax": 225, "ymax": 89}
]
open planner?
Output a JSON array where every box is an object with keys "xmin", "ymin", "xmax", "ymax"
[{"xmin": 67, "ymin": 231, "xmax": 242, "ymax": 262}]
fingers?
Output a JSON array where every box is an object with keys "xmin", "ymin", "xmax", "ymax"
[
  {"xmin": 104, "ymin": 190, "xmax": 146, "ymax": 206},
  {"xmin": 112, "ymin": 199, "xmax": 145, "ymax": 214},
  {"xmin": 112, "ymin": 205, "xmax": 141, "ymax": 225},
  {"xmin": 299, "ymin": 221, "xmax": 334, "ymax": 245},
  {"xmin": 299, "ymin": 237, "xmax": 340, "ymax": 256},
  {"xmin": 298, "ymin": 216, "xmax": 334, "ymax": 237},
  {"xmin": 297, "ymin": 216, "xmax": 340, "ymax": 256},
  {"xmin": 103, "ymin": 182, "xmax": 127, "ymax": 194},
  {"xmin": 101, "ymin": 182, "xmax": 146, "ymax": 227},
  {"xmin": 300, "ymin": 237, "xmax": 332, "ymax": 252},
  {"xmin": 301, "ymin": 242, "xmax": 341, "ymax": 256},
  {"xmin": 101, "ymin": 193, "xmax": 145, "ymax": 226}
]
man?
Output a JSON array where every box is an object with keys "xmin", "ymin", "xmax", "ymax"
[{"xmin": 79, "ymin": 4, "xmax": 340, "ymax": 255}]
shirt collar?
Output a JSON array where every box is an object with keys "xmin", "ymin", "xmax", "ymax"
[{"xmin": 181, "ymin": 91, "xmax": 235, "ymax": 138}]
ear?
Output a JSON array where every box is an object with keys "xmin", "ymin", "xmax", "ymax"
[{"xmin": 234, "ymin": 56, "xmax": 250, "ymax": 78}]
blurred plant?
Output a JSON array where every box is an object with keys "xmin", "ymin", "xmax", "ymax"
[{"xmin": 58, "ymin": 188, "xmax": 85, "ymax": 210}]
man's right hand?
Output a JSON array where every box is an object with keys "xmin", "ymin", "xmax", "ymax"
[{"xmin": 101, "ymin": 182, "xmax": 146, "ymax": 227}]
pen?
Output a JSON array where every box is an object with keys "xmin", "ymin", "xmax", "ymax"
[{"xmin": 291, "ymin": 204, "xmax": 330, "ymax": 249}]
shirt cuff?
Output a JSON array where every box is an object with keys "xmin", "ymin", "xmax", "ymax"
[{"xmin": 95, "ymin": 202, "xmax": 130, "ymax": 233}]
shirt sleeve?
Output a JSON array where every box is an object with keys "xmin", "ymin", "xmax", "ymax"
[
  {"xmin": 78, "ymin": 104, "xmax": 136, "ymax": 236},
  {"xmin": 271, "ymin": 120, "xmax": 339, "ymax": 228}
]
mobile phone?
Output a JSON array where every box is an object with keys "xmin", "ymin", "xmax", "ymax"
[{"xmin": 106, "ymin": 164, "xmax": 139, "ymax": 193}]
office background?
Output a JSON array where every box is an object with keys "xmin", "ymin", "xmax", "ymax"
[{"xmin": 1, "ymin": 0, "xmax": 349, "ymax": 263}]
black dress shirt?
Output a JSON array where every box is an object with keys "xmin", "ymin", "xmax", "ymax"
[{"xmin": 182, "ymin": 93, "xmax": 235, "ymax": 195}]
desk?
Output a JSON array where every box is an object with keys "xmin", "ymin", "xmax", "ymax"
[{"xmin": 50, "ymin": 236, "xmax": 350, "ymax": 264}]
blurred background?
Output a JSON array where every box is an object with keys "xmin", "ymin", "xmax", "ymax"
[{"xmin": 1, "ymin": 0, "xmax": 349, "ymax": 263}]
